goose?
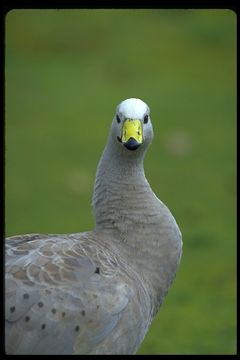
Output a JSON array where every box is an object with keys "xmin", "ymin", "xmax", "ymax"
[{"xmin": 5, "ymin": 98, "xmax": 182, "ymax": 354}]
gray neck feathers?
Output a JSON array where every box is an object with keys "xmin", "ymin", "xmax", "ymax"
[
  {"xmin": 92, "ymin": 135, "xmax": 182, "ymax": 314},
  {"xmin": 93, "ymin": 134, "xmax": 148, "ymax": 230}
]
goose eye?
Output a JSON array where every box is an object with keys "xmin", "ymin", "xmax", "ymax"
[
  {"xmin": 144, "ymin": 115, "xmax": 149, "ymax": 124},
  {"xmin": 116, "ymin": 115, "xmax": 121, "ymax": 123}
]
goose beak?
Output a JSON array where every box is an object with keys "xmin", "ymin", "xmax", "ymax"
[{"xmin": 121, "ymin": 119, "xmax": 143, "ymax": 151}]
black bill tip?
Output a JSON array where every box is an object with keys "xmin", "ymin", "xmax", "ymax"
[{"xmin": 123, "ymin": 137, "xmax": 141, "ymax": 151}]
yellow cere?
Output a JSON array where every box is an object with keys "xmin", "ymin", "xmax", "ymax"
[{"xmin": 121, "ymin": 119, "xmax": 143, "ymax": 144}]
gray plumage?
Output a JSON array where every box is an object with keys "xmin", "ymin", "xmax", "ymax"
[{"xmin": 5, "ymin": 98, "xmax": 182, "ymax": 354}]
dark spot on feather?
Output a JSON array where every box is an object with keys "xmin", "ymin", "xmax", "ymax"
[
  {"xmin": 81, "ymin": 310, "xmax": 85, "ymax": 316},
  {"xmin": 23, "ymin": 293, "xmax": 29, "ymax": 299},
  {"xmin": 62, "ymin": 312, "xmax": 66, "ymax": 317},
  {"xmin": 25, "ymin": 316, "xmax": 30, "ymax": 322},
  {"xmin": 41, "ymin": 323, "xmax": 46, "ymax": 330},
  {"xmin": 45, "ymin": 289, "xmax": 51, "ymax": 294},
  {"xmin": 95, "ymin": 267, "xmax": 100, "ymax": 274},
  {"xmin": 51, "ymin": 308, "xmax": 57, "ymax": 314},
  {"xmin": 75, "ymin": 325, "xmax": 80, "ymax": 332},
  {"xmin": 38, "ymin": 302, "xmax": 44, "ymax": 307},
  {"xmin": 10, "ymin": 306, "xmax": 16, "ymax": 313},
  {"xmin": 88, "ymin": 319, "xmax": 93, "ymax": 324},
  {"xmin": 97, "ymin": 305, "xmax": 100, "ymax": 309}
]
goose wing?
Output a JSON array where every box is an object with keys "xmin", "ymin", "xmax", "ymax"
[{"xmin": 5, "ymin": 232, "xmax": 151, "ymax": 354}]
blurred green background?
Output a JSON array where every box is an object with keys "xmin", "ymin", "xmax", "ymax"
[{"xmin": 5, "ymin": 9, "xmax": 236, "ymax": 355}]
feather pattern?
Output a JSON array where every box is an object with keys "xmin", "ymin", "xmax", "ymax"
[{"xmin": 6, "ymin": 233, "xmax": 151, "ymax": 354}]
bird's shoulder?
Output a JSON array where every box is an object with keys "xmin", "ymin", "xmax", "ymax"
[{"xmin": 5, "ymin": 232, "xmax": 151, "ymax": 354}]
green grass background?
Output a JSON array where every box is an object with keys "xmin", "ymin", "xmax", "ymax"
[{"xmin": 5, "ymin": 9, "xmax": 236, "ymax": 354}]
